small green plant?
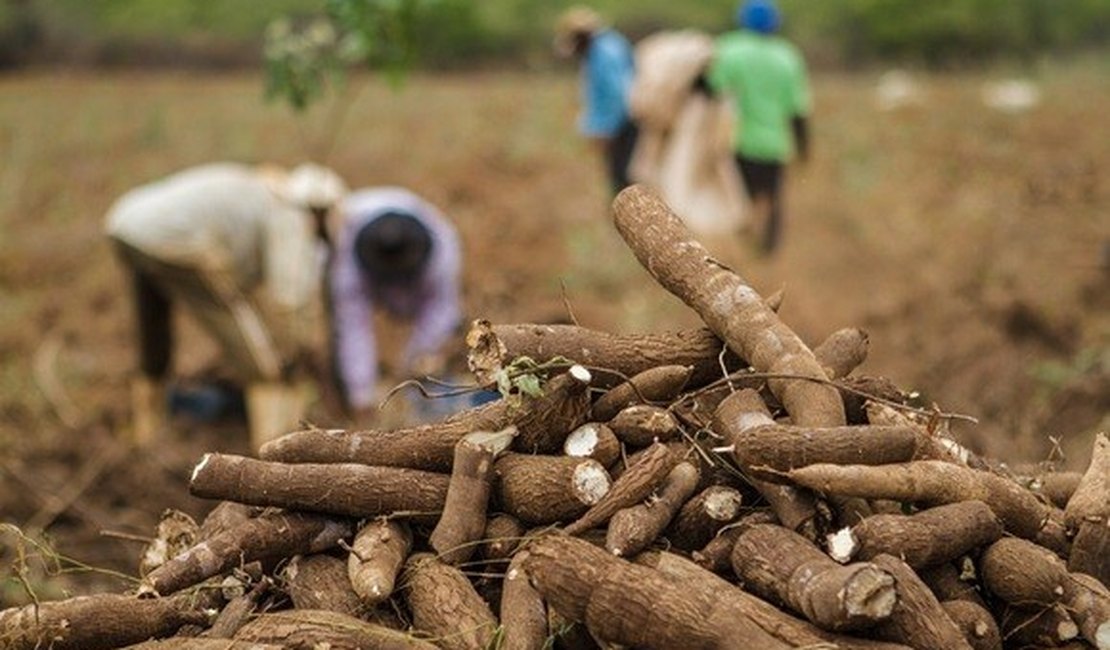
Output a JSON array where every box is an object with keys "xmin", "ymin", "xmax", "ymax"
[
  {"xmin": 1030, "ymin": 346, "xmax": 1107, "ymax": 394},
  {"xmin": 263, "ymin": 0, "xmax": 437, "ymax": 114},
  {"xmin": 493, "ymin": 356, "xmax": 549, "ymax": 401}
]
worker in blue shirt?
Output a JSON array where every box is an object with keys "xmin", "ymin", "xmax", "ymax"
[{"xmin": 555, "ymin": 6, "xmax": 638, "ymax": 194}]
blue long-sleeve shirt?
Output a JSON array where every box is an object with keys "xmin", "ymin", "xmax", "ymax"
[
  {"xmin": 579, "ymin": 29, "xmax": 635, "ymax": 138},
  {"xmin": 329, "ymin": 188, "xmax": 462, "ymax": 411}
]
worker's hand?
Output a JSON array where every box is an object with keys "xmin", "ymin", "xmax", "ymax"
[{"xmin": 588, "ymin": 136, "xmax": 613, "ymax": 156}]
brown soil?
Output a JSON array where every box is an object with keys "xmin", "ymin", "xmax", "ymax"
[{"xmin": 0, "ymin": 67, "xmax": 1106, "ymax": 604}]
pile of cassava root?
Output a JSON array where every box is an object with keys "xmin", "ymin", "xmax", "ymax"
[{"xmin": 3, "ymin": 185, "xmax": 1108, "ymax": 650}]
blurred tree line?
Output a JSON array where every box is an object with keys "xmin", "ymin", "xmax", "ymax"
[{"xmin": 2, "ymin": 0, "xmax": 1108, "ymax": 69}]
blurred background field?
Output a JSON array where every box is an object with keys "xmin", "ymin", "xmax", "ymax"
[
  {"xmin": 3, "ymin": 0, "xmax": 1110, "ymax": 68},
  {"xmin": 1, "ymin": 0, "xmax": 1108, "ymax": 606}
]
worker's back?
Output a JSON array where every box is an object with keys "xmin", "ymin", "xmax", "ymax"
[
  {"xmin": 105, "ymin": 163, "xmax": 273, "ymax": 282},
  {"xmin": 710, "ymin": 31, "xmax": 809, "ymax": 163}
]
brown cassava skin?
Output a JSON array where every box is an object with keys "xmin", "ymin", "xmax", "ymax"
[
  {"xmin": 284, "ymin": 554, "xmax": 369, "ymax": 621},
  {"xmin": 998, "ymin": 604, "xmax": 1081, "ymax": 647},
  {"xmin": 123, "ymin": 641, "xmax": 282, "ymax": 649},
  {"xmin": 608, "ymin": 439, "xmax": 687, "ymax": 482},
  {"xmin": 666, "ymin": 484, "xmax": 744, "ymax": 551},
  {"xmin": 563, "ymin": 422, "xmax": 621, "ymax": 468},
  {"xmin": 917, "ymin": 562, "xmax": 989, "ymax": 609},
  {"xmin": 981, "ymin": 537, "xmax": 1070, "ymax": 605},
  {"xmin": 839, "ymin": 376, "xmax": 914, "ymax": 425},
  {"xmin": 869, "ymin": 554, "xmax": 974, "ymax": 650},
  {"xmin": 982, "ymin": 537, "xmax": 1110, "ymax": 648},
  {"xmin": 257, "ymin": 369, "xmax": 588, "ymax": 471},
  {"xmin": 1069, "ymin": 519, "xmax": 1110, "ymax": 588},
  {"xmin": 606, "ymin": 404, "xmax": 682, "ymax": 447},
  {"xmin": 0, "ymin": 593, "xmax": 207, "ymax": 650},
  {"xmin": 940, "ymin": 600, "xmax": 1003, "ymax": 650},
  {"xmin": 508, "ymin": 369, "xmax": 592, "ymax": 455},
  {"xmin": 196, "ymin": 500, "xmax": 254, "ymax": 542},
  {"xmin": 612, "ymin": 184, "xmax": 845, "ymax": 428},
  {"xmin": 547, "ymin": 607, "xmax": 602, "ymax": 650},
  {"xmin": 234, "ymin": 609, "xmax": 438, "ymax": 649},
  {"xmin": 1068, "ymin": 572, "xmax": 1110, "ymax": 649},
  {"xmin": 729, "ymin": 422, "xmax": 921, "ymax": 482},
  {"xmin": 713, "ymin": 389, "xmax": 821, "ymax": 538},
  {"xmin": 402, "ymin": 553, "xmax": 498, "ymax": 650},
  {"xmin": 812, "ymin": 327, "xmax": 869, "ymax": 380},
  {"xmin": 478, "ymin": 513, "xmax": 525, "ymax": 563},
  {"xmin": 429, "ymin": 432, "xmax": 502, "ymax": 565},
  {"xmin": 786, "ymin": 460, "xmax": 1066, "ymax": 547},
  {"xmin": 259, "ymin": 400, "xmax": 505, "ymax": 471},
  {"xmin": 637, "ymin": 550, "xmax": 913, "ymax": 650},
  {"xmin": 692, "ymin": 510, "xmax": 777, "ymax": 573},
  {"xmin": 190, "ymin": 453, "xmax": 449, "ymax": 519},
  {"xmin": 141, "ymin": 510, "xmax": 351, "ymax": 596},
  {"xmin": 495, "ymin": 453, "xmax": 610, "ymax": 525},
  {"xmin": 849, "ymin": 501, "xmax": 1005, "ymax": 568},
  {"xmin": 591, "ymin": 364, "xmax": 693, "ymax": 421},
  {"xmin": 208, "ymin": 579, "xmax": 269, "ymax": 638},
  {"xmin": 564, "ymin": 442, "xmax": 679, "ymax": 536},
  {"xmin": 500, "ymin": 551, "xmax": 549, "ymax": 650},
  {"xmin": 730, "ymin": 523, "xmax": 897, "ymax": 632},
  {"xmin": 1065, "ymin": 432, "xmax": 1109, "ymax": 530},
  {"xmin": 348, "ymin": 519, "xmax": 412, "ymax": 607},
  {"xmin": 1032, "ymin": 470, "xmax": 1085, "ymax": 509},
  {"xmin": 605, "ymin": 461, "xmax": 700, "ymax": 557},
  {"xmin": 522, "ymin": 533, "xmax": 790, "ymax": 649},
  {"xmin": 475, "ymin": 322, "xmax": 744, "ymax": 388},
  {"xmin": 524, "ymin": 534, "xmax": 909, "ymax": 650}
]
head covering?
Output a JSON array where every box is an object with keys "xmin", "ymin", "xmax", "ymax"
[
  {"xmin": 285, "ymin": 163, "xmax": 348, "ymax": 211},
  {"xmin": 554, "ymin": 6, "xmax": 604, "ymax": 58},
  {"xmin": 737, "ymin": 0, "xmax": 781, "ymax": 34},
  {"xmin": 354, "ymin": 211, "xmax": 433, "ymax": 283}
]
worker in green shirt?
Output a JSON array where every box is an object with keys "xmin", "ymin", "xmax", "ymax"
[{"xmin": 709, "ymin": 0, "xmax": 811, "ymax": 253}]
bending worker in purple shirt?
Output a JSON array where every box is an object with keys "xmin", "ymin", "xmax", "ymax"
[{"xmin": 328, "ymin": 188, "xmax": 462, "ymax": 418}]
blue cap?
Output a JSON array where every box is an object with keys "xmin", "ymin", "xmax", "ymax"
[{"xmin": 737, "ymin": 0, "xmax": 781, "ymax": 34}]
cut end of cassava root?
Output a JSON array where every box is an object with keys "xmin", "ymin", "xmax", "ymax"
[
  {"xmin": 572, "ymin": 462, "xmax": 612, "ymax": 506},
  {"xmin": 827, "ymin": 527, "xmax": 858, "ymax": 564},
  {"xmin": 843, "ymin": 566, "xmax": 898, "ymax": 620},
  {"xmin": 704, "ymin": 489, "xmax": 743, "ymax": 521}
]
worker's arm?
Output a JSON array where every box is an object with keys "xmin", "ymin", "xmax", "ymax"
[
  {"xmin": 792, "ymin": 115, "xmax": 810, "ymax": 164},
  {"xmin": 328, "ymin": 243, "xmax": 379, "ymax": 415}
]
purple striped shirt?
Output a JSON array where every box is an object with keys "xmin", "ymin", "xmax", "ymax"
[{"xmin": 330, "ymin": 188, "xmax": 462, "ymax": 410}]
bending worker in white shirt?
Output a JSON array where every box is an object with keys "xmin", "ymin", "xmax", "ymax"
[{"xmin": 105, "ymin": 161, "xmax": 347, "ymax": 450}]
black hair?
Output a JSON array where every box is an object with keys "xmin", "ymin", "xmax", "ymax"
[{"xmin": 354, "ymin": 211, "xmax": 433, "ymax": 283}]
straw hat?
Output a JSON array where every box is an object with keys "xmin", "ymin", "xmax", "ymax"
[{"xmin": 554, "ymin": 6, "xmax": 604, "ymax": 57}]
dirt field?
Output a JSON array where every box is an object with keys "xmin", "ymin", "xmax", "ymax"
[{"xmin": 1, "ymin": 66, "xmax": 1107, "ymax": 605}]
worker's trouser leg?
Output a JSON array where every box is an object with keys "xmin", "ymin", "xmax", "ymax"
[
  {"xmin": 114, "ymin": 242, "xmax": 174, "ymax": 445},
  {"xmin": 112, "ymin": 239, "xmax": 297, "ymax": 447},
  {"xmin": 175, "ymin": 268, "xmax": 303, "ymax": 450},
  {"xmin": 736, "ymin": 157, "xmax": 785, "ymax": 254},
  {"xmin": 245, "ymin": 381, "xmax": 308, "ymax": 452},
  {"xmin": 607, "ymin": 119, "xmax": 640, "ymax": 194}
]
